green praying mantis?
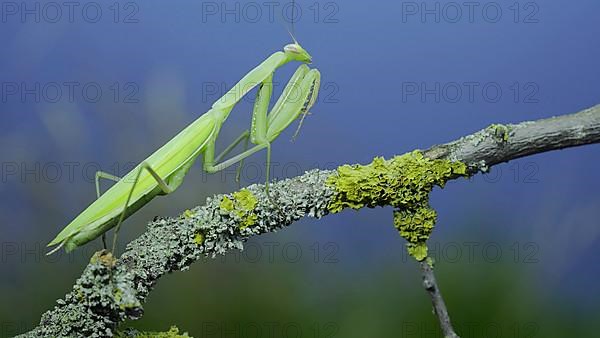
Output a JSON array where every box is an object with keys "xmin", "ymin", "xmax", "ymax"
[{"xmin": 47, "ymin": 41, "xmax": 321, "ymax": 255}]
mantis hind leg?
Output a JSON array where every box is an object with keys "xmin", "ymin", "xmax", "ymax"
[
  {"xmin": 215, "ymin": 130, "xmax": 250, "ymax": 187},
  {"xmin": 95, "ymin": 171, "xmax": 121, "ymax": 250},
  {"xmin": 111, "ymin": 162, "xmax": 176, "ymax": 254}
]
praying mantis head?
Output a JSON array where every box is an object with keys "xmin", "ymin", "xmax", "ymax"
[
  {"xmin": 281, "ymin": 0, "xmax": 312, "ymax": 64},
  {"xmin": 284, "ymin": 43, "xmax": 313, "ymax": 63}
]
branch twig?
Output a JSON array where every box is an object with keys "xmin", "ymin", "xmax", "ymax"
[
  {"xmin": 17, "ymin": 104, "xmax": 600, "ymax": 337},
  {"xmin": 420, "ymin": 260, "xmax": 459, "ymax": 338}
]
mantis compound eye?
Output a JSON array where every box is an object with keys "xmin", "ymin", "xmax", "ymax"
[{"xmin": 284, "ymin": 44, "xmax": 300, "ymax": 54}]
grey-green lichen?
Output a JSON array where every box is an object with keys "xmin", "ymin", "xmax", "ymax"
[
  {"xmin": 20, "ymin": 251, "xmax": 142, "ymax": 338},
  {"xmin": 116, "ymin": 326, "xmax": 191, "ymax": 338},
  {"xmin": 326, "ymin": 151, "xmax": 469, "ymax": 260},
  {"xmin": 18, "ymin": 170, "xmax": 334, "ymax": 337}
]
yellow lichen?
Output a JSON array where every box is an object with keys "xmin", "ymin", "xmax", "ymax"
[
  {"xmin": 219, "ymin": 196, "xmax": 235, "ymax": 212},
  {"xmin": 183, "ymin": 209, "xmax": 195, "ymax": 219},
  {"xmin": 327, "ymin": 151, "xmax": 469, "ymax": 261},
  {"xmin": 193, "ymin": 232, "xmax": 204, "ymax": 245},
  {"xmin": 233, "ymin": 189, "xmax": 258, "ymax": 211},
  {"xmin": 219, "ymin": 189, "xmax": 259, "ymax": 229}
]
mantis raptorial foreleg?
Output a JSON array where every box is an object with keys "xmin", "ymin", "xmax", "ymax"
[
  {"xmin": 204, "ymin": 65, "xmax": 319, "ymax": 192},
  {"xmin": 203, "ymin": 74, "xmax": 273, "ymax": 184},
  {"xmin": 95, "ymin": 171, "xmax": 121, "ymax": 249}
]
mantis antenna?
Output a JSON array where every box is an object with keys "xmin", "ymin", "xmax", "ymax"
[
  {"xmin": 290, "ymin": 0, "xmax": 297, "ymax": 42},
  {"xmin": 285, "ymin": 0, "xmax": 315, "ymax": 141},
  {"xmin": 279, "ymin": 0, "xmax": 298, "ymax": 43}
]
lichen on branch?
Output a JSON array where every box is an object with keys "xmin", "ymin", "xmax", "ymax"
[
  {"xmin": 218, "ymin": 189, "xmax": 259, "ymax": 229},
  {"xmin": 326, "ymin": 151, "xmax": 469, "ymax": 260}
]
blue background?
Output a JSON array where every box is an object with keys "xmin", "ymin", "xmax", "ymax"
[{"xmin": 1, "ymin": 0, "xmax": 599, "ymax": 336}]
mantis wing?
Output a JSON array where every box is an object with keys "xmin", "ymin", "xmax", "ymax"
[{"xmin": 48, "ymin": 112, "xmax": 218, "ymax": 251}]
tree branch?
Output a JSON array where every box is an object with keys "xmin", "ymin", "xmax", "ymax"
[{"xmin": 17, "ymin": 104, "xmax": 600, "ymax": 337}]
